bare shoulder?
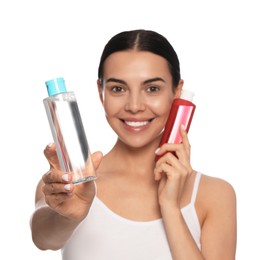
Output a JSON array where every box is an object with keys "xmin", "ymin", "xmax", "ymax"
[
  {"xmin": 200, "ymin": 173, "xmax": 236, "ymax": 197},
  {"xmin": 196, "ymin": 174, "xmax": 237, "ymax": 258},
  {"xmin": 197, "ymin": 173, "xmax": 237, "ymax": 218}
]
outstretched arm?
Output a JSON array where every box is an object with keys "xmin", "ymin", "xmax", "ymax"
[{"xmin": 30, "ymin": 144, "xmax": 103, "ymax": 250}]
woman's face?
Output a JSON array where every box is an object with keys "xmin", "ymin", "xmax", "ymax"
[{"xmin": 98, "ymin": 50, "xmax": 183, "ymax": 148}]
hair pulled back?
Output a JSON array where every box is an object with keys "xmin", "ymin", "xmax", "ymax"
[{"xmin": 98, "ymin": 29, "xmax": 181, "ymax": 88}]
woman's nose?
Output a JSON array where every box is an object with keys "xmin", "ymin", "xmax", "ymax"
[{"xmin": 125, "ymin": 93, "xmax": 146, "ymax": 113}]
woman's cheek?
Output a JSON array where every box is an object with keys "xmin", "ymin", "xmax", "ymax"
[
  {"xmin": 104, "ymin": 97, "xmax": 122, "ymax": 116},
  {"xmin": 151, "ymin": 97, "xmax": 172, "ymax": 116}
]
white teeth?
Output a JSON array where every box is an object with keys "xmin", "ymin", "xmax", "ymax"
[{"xmin": 124, "ymin": 121, "xmax": 149, "ymax": 127}]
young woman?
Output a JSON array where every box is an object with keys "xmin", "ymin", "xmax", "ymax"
[{"xmin": 31, "ymin": 29, "xmax": 237, "ymax": 260}]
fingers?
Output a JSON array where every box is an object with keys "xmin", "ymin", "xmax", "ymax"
[
  {"xmin": 43, "ymin": 143, "xmax": 61, "ymax": 169},
  {"xmin": 156, "ymin": 125, "xmax": 191, "ymax": 161},
  {"xmin": 155, "ymin": 126, "xmax": 193, "ymax": 179},
  {"xmin": 42, "ymin": 144, "xmax": 74, "ymax": 198},
  {"xmin": 42, "ymin": 181, "xmax": 74, "ymax": 195},
  {"xmin": 42, "ymin": 169, "xmax": 72, "ymax": 184},
  {"xmin": 42, "ymin": 150, "xmax": 103, "ymax": 188},
  {"xmin": 91, "ymin": 151, "xmax": 103, "ymax": 170},
  {"xmin": 41, "ymin": 149, "xmax": 103, "ymax": 215},
  {"xmin": 154, "ymin": 152, "xmax": 185, "ymax": 181},
  {"xmin": 154, "ymin": 157, "xmax": 173, "ymax": 181},
  {"xmin": 156, "ymin": 142, "xmax": 187, "ymax": 161},
  {"xmin": 180, "ymin": 125, "xmax": 191, "ymax": 154},
  {"xmin": 42, "ymin": 170, "xmax": 73, "ymax": 192},
  {"xmin": 42, "ymin": 169, "xmax": 74, "ymax": 208},
  {"xmin": 154, "ymin": 152, "xmax": 189, "ymax": 205}
]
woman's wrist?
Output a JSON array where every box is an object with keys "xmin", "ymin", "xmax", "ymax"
[{"xmin": 160, "ymin": 202, "xmax": 181, "ymax": 218}]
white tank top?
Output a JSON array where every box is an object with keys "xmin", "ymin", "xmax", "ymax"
[{"xmin": 62, "ymin": 172, "xmax": 202, "ymax": 260}]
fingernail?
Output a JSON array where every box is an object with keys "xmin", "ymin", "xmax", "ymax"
[
  {"xmin": 181, "ymin": 124, "xmax": 186, "ymax": 131},
  {"xmin": 62, "ymin": 174, "xmax": 69, "ymax": 182},
  {"xmin": 64, "ymin": 184, "xmax": 71, "ymax": 191},
  {"xmin": 155, "ymin": 148, "xmax": 161, "ymax": 154},
  {"xmin": 47, "ymin": 142, "xmax": 53, "ymax": 148}
]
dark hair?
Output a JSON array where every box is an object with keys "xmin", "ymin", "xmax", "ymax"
[{"xmin": 98, "ymin": 29, "xmax": 181, "ymax": 88}]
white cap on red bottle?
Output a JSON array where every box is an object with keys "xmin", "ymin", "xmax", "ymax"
[{"xmin": 181, "ymin": 89, "xmax": 195, "ymax": 102}]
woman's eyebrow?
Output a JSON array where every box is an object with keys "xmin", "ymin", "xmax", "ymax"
[
  {"xmin": 105, "ymin": 78, "xmax": 126, "ymax": 84},
  {"xmin": 143, "ymin": 77, "xmax": 166, "ymax": 84},
  {"xmin": 105, "ymin": 77, "xmax": 166, "ymax": 85}
]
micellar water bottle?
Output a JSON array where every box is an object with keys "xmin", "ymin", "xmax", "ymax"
[{"xmin": 43, "ymin": 77, "xmax": 96, "ymax": 184}]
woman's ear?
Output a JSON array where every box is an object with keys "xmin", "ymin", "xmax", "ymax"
[
  {"xmin": 174, "ymin": 79, "xmax": 184, "ymax": 98},
  {"xmin": 97, "ymin": 79, "xmax": 104, "ymax": 104}
]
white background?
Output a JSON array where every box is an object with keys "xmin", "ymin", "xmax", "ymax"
[{"xmin": 1, "ymin": 0, "xmax": 270, "ymax": 259}]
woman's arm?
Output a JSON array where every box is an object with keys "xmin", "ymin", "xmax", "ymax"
[
  {"xmin": 154, "ymin": 127, "xmax": 237, "ymax": 259},
  {"xmin": 160, "ymin": 204, "xmax": 204, "ymax": 259},
  {"xmin": 200, "ymin": 177, "xmax": 237, "ymax": 259},
  {"xmin": 30, "ymin": 178, "xmax": 96, "ymax": 250},
  {"xmin": 30, "ymin": 144, "xmax": 102, "ymax": 250},
  {"xmin": 160, "ymin": 176, "xmax": 236, "ymax": 260}
]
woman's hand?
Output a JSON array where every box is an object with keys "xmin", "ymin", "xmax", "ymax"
[
  {"xmin": 42, "ymin": 143, "xmax": 103, "ymax": 222},
  {"xmin": 154, "ymin": 126, "xmax": 193, "ymax": 208}
]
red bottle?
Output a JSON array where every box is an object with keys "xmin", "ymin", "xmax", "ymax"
[{"xmin": 156, "ymin": 89, "xmax": 196, "ymax": 161}]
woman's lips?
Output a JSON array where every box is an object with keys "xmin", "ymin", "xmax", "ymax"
[
  {"xmin": 120, "ymin": 118, "xmax": 154, "ymax": 131},
  {"xmin": 124, "ymin": 120, "xmax": 150, "ymax": 127}
]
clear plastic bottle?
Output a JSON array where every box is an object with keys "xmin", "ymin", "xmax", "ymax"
[{"xmin": 43, "ymin": 77, "xmax": 96, "ymax": 184}]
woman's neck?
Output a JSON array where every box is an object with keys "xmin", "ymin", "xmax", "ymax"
[{"xmin": 100, "ymin": 138, "xmax": 160, "ymax": 177}]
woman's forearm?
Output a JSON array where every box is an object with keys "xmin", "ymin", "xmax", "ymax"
[
  {"xmin": 161, "ymin": 206, "xmax": 204, "ymax": 260},
  {"xmin": 30, "ymin": 206, "xmax": 79, "ymax": 250}
]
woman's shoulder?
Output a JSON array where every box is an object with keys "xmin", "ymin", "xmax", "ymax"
[
  {"xmin": 196, "ymin": 173, "xmax": 237, "ymax": 255},
  {"xmin": 198, "ymin": 173, "xmax": 236, "ymax": 211},
  {"xmin": 199, "ymin": 173, "xmax": 235, "ymax": 193}
]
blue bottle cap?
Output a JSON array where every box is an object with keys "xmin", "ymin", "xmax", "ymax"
[{"xmin": 45, "ymin": 77, "xmax": 67, "ymax": 96}]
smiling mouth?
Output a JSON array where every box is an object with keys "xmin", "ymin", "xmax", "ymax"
[{"xmin": 121, "ymin": 119, "xmax": 154, "ymax": 127}]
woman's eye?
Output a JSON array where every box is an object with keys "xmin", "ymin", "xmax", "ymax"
[
  {"xmin": 111, "ymin": 86, "xmax": 124, "ymax": 93},
  {"xmin": 147, "ymin": 86, "xmax": 160, "ymax": 93}
]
